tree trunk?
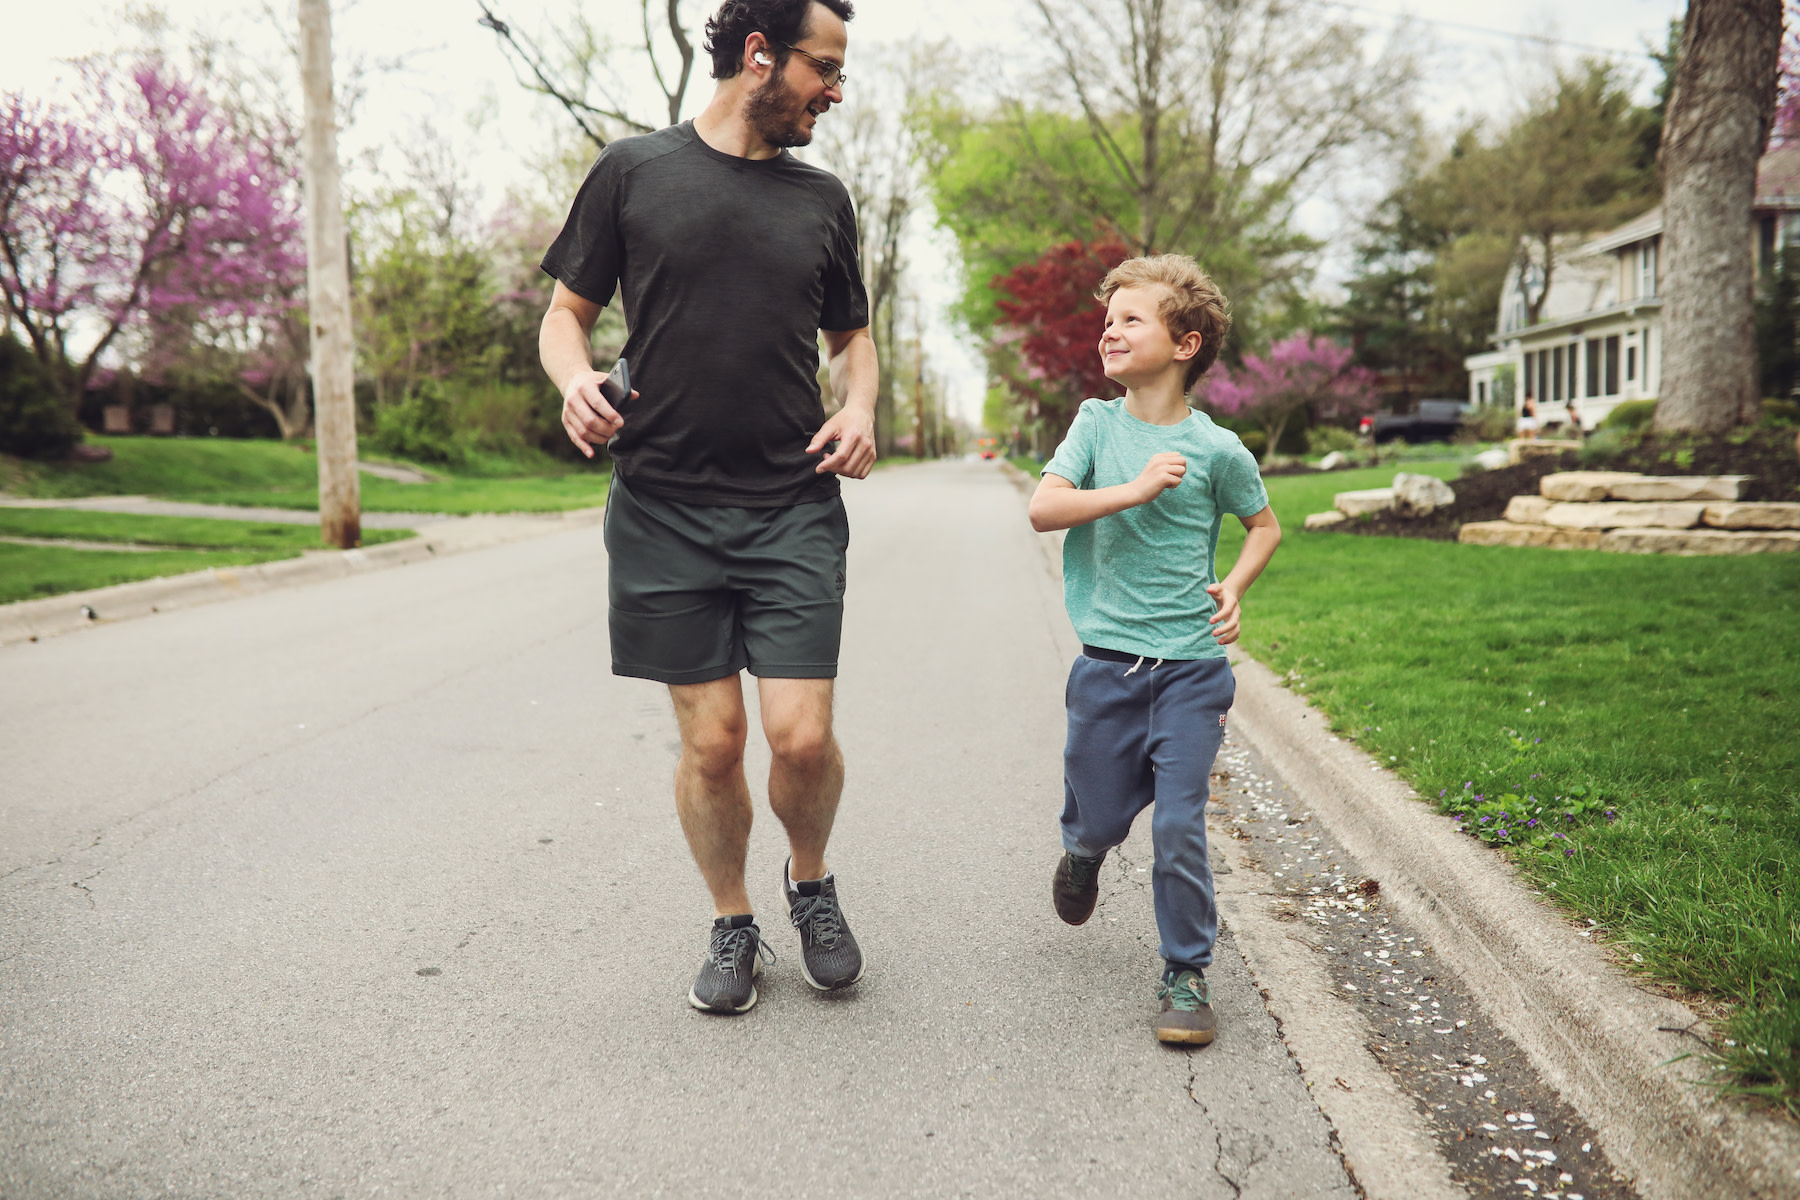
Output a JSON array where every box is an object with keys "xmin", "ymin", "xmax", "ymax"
[
  {"xmin": 1655, "ymin": 0, "xmax": 1782, "ymax": 433},
  {"xmin": 298, "ymin": 0, "xmax": 362, "ymax": 549}
]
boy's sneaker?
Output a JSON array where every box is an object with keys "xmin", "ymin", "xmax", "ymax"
[
  {"xmin": 688, "ymin": 914, "xmax": 775, "ymax": 1014},
  {"xmin": 781, "ymin": 862, "xmax": 865, "ymax": 990},
  {"xmin": 1052, "ymin": 850, "xmax": 1106, "ymax": 925},
  {"xmin": 1155, "ymin": 968, "xmax": 1215, "ymax": 1045}
]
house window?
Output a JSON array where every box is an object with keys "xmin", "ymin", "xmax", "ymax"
[
  {"xmin": 1586, "ymin": 339, "xmax": 1601, "ymax": 397},
  {"xmin": 1538, "ymin": 350, "xmax": 1549, "ymax": 404},
  {"xmin": 1640, "ymin": 240, "xmax": 1658, "ymax": 298},
  {"xmin": 1477, "ymin": 380, "xmax": 1487, "ymax": 403},
  {"xmin": 1605, "ymin": 336, "xmax": 1620, "ymax": 395},
  {"xmin": 1523, "ymin": 350, "xmax": 1536, "ymax": 399},
  {"xmin": 1552, "ymin": 345, "xmax": 1564, "ymax": 401}
]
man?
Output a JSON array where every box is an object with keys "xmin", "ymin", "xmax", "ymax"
[{"xmin": 537, "ymin": 0, "xmax": 877, "ymax": 1015}]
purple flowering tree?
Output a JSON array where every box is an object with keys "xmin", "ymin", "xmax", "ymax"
[
  {"xmin": 0, "ymin": 59, "xmax": 306, "ymax": 424},
  {"xmin": 1198, "ymin": 334, "xmax": 1378, "ymax": 460}
]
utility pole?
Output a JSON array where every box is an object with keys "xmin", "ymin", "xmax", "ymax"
[
  {"xmin": 912, "ymin": 303, "xmax": 926, "ymax": 460},
  {"xmin": 298, "ymin": 0, "xmax": 361, "ymax": 548}
]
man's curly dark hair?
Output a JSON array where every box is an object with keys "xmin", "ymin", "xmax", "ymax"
[{"xmin": 703, "ymin": 0, "xmax": 855, "ymax": 80}]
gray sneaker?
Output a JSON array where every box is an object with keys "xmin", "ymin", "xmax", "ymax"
[
  {"xmin": 688, "ymin": 915, "xmax": 775, "ymax": 1014},
  {"xmin": 781, "ymin": 862, "xmax": 865, "ymax": 991}
]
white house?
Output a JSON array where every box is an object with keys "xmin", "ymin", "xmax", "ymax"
[{"xmin": 1465, "ymin": 146, "xmax": 1800, "ymax": 432}]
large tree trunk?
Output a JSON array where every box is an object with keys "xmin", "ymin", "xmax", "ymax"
[
  {"xmin": 298, "ymin": 0, "xmax": 362, "ymax": 549},
  {"xmin": 1655, "ymin": 0, "xmax": 1783, "ymax": 433}
]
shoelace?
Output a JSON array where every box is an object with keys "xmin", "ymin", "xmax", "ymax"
[
  {"xmin": 788, "ymin": 893, "xmax": 844, "ymax": 947},
  {"xmin": 709, "ymin": 924, "xmax": 777, "ymax": 977},
  {"xmin": 1067, "ymin": 854, "xmax": 1103, "ymax": 888},
  {"xmin": 1158, "ymin": 975, "xmax": 1208, "ymax": 1012}
]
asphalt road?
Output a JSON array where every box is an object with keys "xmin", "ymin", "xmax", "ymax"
[{"xmin": 0, "ymin": 459, "xmax": 1354, "ymax": 1199}]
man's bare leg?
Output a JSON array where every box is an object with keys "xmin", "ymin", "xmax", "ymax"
[
  {"xmin": 669, "ymin": 675, "xmax": 754, "ymax": 917},
  {"xmin": 759, "ymin": 677, "xmax": 842, "ymax": 882}
]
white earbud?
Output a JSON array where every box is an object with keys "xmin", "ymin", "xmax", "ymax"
[{"xmin": 754, "ymin": 51, "xmax": 772, "ymax": 65}]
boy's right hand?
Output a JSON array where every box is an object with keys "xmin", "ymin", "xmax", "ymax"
[{"xmin": 1135, "ymin": 452, "xmax": 1188, "ymax": 502}]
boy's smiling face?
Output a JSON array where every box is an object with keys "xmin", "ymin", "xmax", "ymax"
[{"xmin": 1099, "ymin": 284, "xmax": 1202, "ymax": 389}]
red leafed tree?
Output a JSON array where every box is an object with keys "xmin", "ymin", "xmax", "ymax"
[
  {"xmin": 1198, "ymin": 333, "xmax": 1377, "ymax": 460},
  {"xmin": 0, "ymin": 59, "xmax": 304, "ymax": 415},
  {"xmin": 993, "ymin": 237, "xmax": 1131, "ymax": 433}
]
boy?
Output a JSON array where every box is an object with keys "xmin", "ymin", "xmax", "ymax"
[{"xmin": 1028, "ymin": 255, "xmax": 1282, "ymax": 1045}]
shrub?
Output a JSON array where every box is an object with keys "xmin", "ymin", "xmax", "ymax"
[
  {"xmin": 1460, "ymin": 404, "xmax": 1516, "ymax": 443},
  {"xmin": 1238, "ymin": 429, "xmax": 1268, "ymax": 458},
  {"xmin": 370, "ymin": 379, "xmax": 459, "ymax": 465},
  {"xmin": 1763, "ymin": 398, "xmax": 1799, "ymax": 427},
  {"xmin": 0, "ymin": 337, "xmax": 83, "ymax": 459},
  {"xmin": 1599, "ymin": 398, "xmax": 1658, "ymax": 432},
  {"xmin": 1306, "ymin": 424, "xmax": 1360, "ymax": 456}
]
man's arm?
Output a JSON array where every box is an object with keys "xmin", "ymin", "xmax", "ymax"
[
  {"xmin": 540, "ymin": 281, "xmax": 634, "ymax": 459},
  {"xmin": 1206, "ymin": 505, "xmax": 1282, "ymax": 645},
  {"xmin": 810, "ymin": 326, "xmax": 878, "ymax": 479},
  {"xmin": 1028, "ymin": 453, "xmax": 1187, "ymax": 532}
]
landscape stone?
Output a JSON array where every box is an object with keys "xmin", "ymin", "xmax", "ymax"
[
  {"xmin": 1539, "ymin": 471, "xmax": 1645, "ymax": 502},
  {"xmin": 1472, "ymin": 448, "xmax": 1512, "ymax": 471},
  {"xmin": 1457, "ymin": 521, "xmax": 1604, "ymax": 550},
  {"xmin": 1392, "ymin": 472, "xmax": 1456, "ymax": 517},
  {"xmin": 1600, "ymin": 528, "xmax": 1800, "ymax": 555},
  {"xmin": 1316, "ymin": 451, "xmax": 1349, "ymax": 471},
  {"xmin": 1541, "ymin": 501, "xmax": 1706, "ymax": 530},
  {"xmin": 1701, "ymin": 501, "xmax": 1800, "ymax": 529},
  {"xmin": 1503, "ymin": 495, "xmax": 1553, "ymax": 524},
  {"xmin": 1608, "ymin": 475, "xmax": 1751, "ymax": 502},
  {"xmin": 1304, "ymin": 510, "xmax": 1348, "ymax": 530},
  {"xmin": 1507, "ymin": 438, "xmax": 1580, "ymax": 465},
  {"xmin": 1334, "ymin": 487, "xmax": 1394, "ymax": 517}
]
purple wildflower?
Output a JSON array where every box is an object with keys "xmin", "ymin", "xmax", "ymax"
[
  {"xmin": 1526, "ymin": 818, "xmax": 1538, "ymax": 828},
  {"xmin": 1563, "ymin": 847, "xmax": 1575, "ymax": 857},
  {"xmin": 1604, "ymin": 809, "xmax": 1618, "ymax": 822}
]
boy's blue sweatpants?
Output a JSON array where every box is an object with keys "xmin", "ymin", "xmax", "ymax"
[{"xmin": 1061, "ymin": 650, "xmax": 1235, "ymax": 970}]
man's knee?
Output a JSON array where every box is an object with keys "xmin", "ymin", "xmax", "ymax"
[
  {"xmin": 766, "ymin": 717, "xmax": 834, "ymax": 772},
  {"xmin": 681, "ymin": 716, "xmax": 748, "ymax": 778}
]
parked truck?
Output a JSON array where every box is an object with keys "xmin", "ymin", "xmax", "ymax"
[{"xmin": 1358, "ymin": 399, "xmax": 1471, "ymax": 445}]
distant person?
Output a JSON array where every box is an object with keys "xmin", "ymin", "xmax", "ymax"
[
  {"xmin": 1565, "ymin": 400, "xmax": 1583, "ymax": 440},
  {"xmin": 538, "ymin": 0, "xmax": 876, "ymax": 1015},
  {"xmin": 1519, "ymin": 396, "xmax": 1540, "ymax": 439},
  {"xmin": 1028, "ymin": 256, "xmax": 1282, "ymax": 1045}
]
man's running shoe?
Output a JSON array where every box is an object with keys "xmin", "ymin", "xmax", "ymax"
[
  {"xmin": 1052, "ymin": 850, "xmax": 1106, "ymax": 925},
  {"xmin": 781, "ymin": 862, "xmax": 865, "ymax": 990},
  {"xmin": 1155, "ymin": 968, "xmax": 1215, "ymax": 1045},
  {"xmin": 688, "ymin": 914, "xmax": 774, "ymax": 1014}
]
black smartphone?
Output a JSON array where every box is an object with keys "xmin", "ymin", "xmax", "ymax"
[{"xmin": 598, "ymin": 357, "xmax": 630, "ymax": 405}]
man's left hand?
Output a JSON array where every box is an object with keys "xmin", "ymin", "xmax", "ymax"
[
  {"xmin": 1206, "ymin": 582, "xmax": 1242, "ymax": 645},
  {"xmin": 809, "ymin": 406, "xmax": 877, "ymax": 479}
]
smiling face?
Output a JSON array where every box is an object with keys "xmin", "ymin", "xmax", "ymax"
[
  {"xmin": 1099, "ymin": 284, "xmax": 1201, "ymax": 388},
  {"xmin": 744, "ymin": 3, "xmax": 847, "ymax": 148}
]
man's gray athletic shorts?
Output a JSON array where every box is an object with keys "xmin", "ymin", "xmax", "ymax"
[{"xmin": 603, "ymin": 473, "xmax": 849, "ymax": 685}]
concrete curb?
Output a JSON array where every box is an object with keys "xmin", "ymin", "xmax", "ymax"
[
  {"xmin": 1224, "ymin": 650, "xmax": 1800, "ymax": 1200},
  {"xmin": 0, "ymin": 507, "xmax": 606, "ymax": 648}
]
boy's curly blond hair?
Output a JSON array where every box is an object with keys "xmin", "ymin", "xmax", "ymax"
[{"xmin": 1096, "ymin": 255, "xmax": 1232, "ymax": 390}]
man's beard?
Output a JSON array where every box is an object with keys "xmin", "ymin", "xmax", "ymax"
[{"xmin": 744, "ymin": 70, "xmax": 818, "ymax": 148}]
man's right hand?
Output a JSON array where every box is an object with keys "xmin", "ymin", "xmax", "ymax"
[
  {"xmin": 1135, "ymin": 451, "xmax": 1187, "ymax": 502},
  {"xmin": 561, "ymin": 370, "xmax": 635, "ymax": 459}
]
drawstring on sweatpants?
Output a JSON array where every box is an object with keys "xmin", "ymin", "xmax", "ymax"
[{"xmin": 1122, "ymin": 656, "xmax": 1164, "ymax": 676}]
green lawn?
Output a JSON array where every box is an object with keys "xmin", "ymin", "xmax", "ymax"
[
  {"xmin": 1, "ymin": 437, "xmax": 612, "ymax": 513},
  {"xmin": 0, "ymin": 508, "xmax": 416, "ymax": 605},
  {"xmin": 0, "ymin": 508, "xmax": 413, "ymax": 551},
  {"xmin": 1223, "ymin": 465, "xmax": 1800, "ymax": 1113}
]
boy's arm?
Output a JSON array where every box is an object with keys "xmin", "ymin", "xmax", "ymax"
[
  {"xmin": 1206, "ymin": 505, "xmax": 1282, "ymax": 645},
  {"xmin": 1029, "ymin": 452, "xmax": 1187, "ymax": 532}
]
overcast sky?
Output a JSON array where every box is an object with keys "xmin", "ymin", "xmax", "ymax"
[{"xmin": 4, "ymin": 0, "xmax": 1685, "ymax": 421}]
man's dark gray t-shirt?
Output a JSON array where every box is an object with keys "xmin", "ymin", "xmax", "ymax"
[{"xmin": 541, "ymin": 121, "xmax": 869, "ymax": 508}]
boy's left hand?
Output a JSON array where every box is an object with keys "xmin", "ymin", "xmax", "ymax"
[{"xmin": 1207, "ymin": 582, "xmax": 1242, "ymax": 645}]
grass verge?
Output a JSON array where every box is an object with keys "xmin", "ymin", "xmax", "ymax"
[
  {"xmin": 1, "ymin": 437, "xmax": 612, "ymax": 513},
  {"xmin": 0, "ymin": 509, "xmax": 416, "ymax": 605},
  {"xmin": 1220, "ymin": 465, "xmax": 1800, "ymax": 1115}
]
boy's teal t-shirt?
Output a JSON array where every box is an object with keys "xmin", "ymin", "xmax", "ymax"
[{"xmin": 1044, "ymin": 397, "xmax": 1269, "ymax": 660}]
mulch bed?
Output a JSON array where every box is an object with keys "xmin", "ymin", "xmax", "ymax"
[{"xmin": 1328, "ymin": 428, "xmax": 1800, "ymax": 542}]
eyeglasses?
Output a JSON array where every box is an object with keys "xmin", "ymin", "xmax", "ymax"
[{"xmin": 773, "ymin": 41, "xmax": 847, "ymax": 90}]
